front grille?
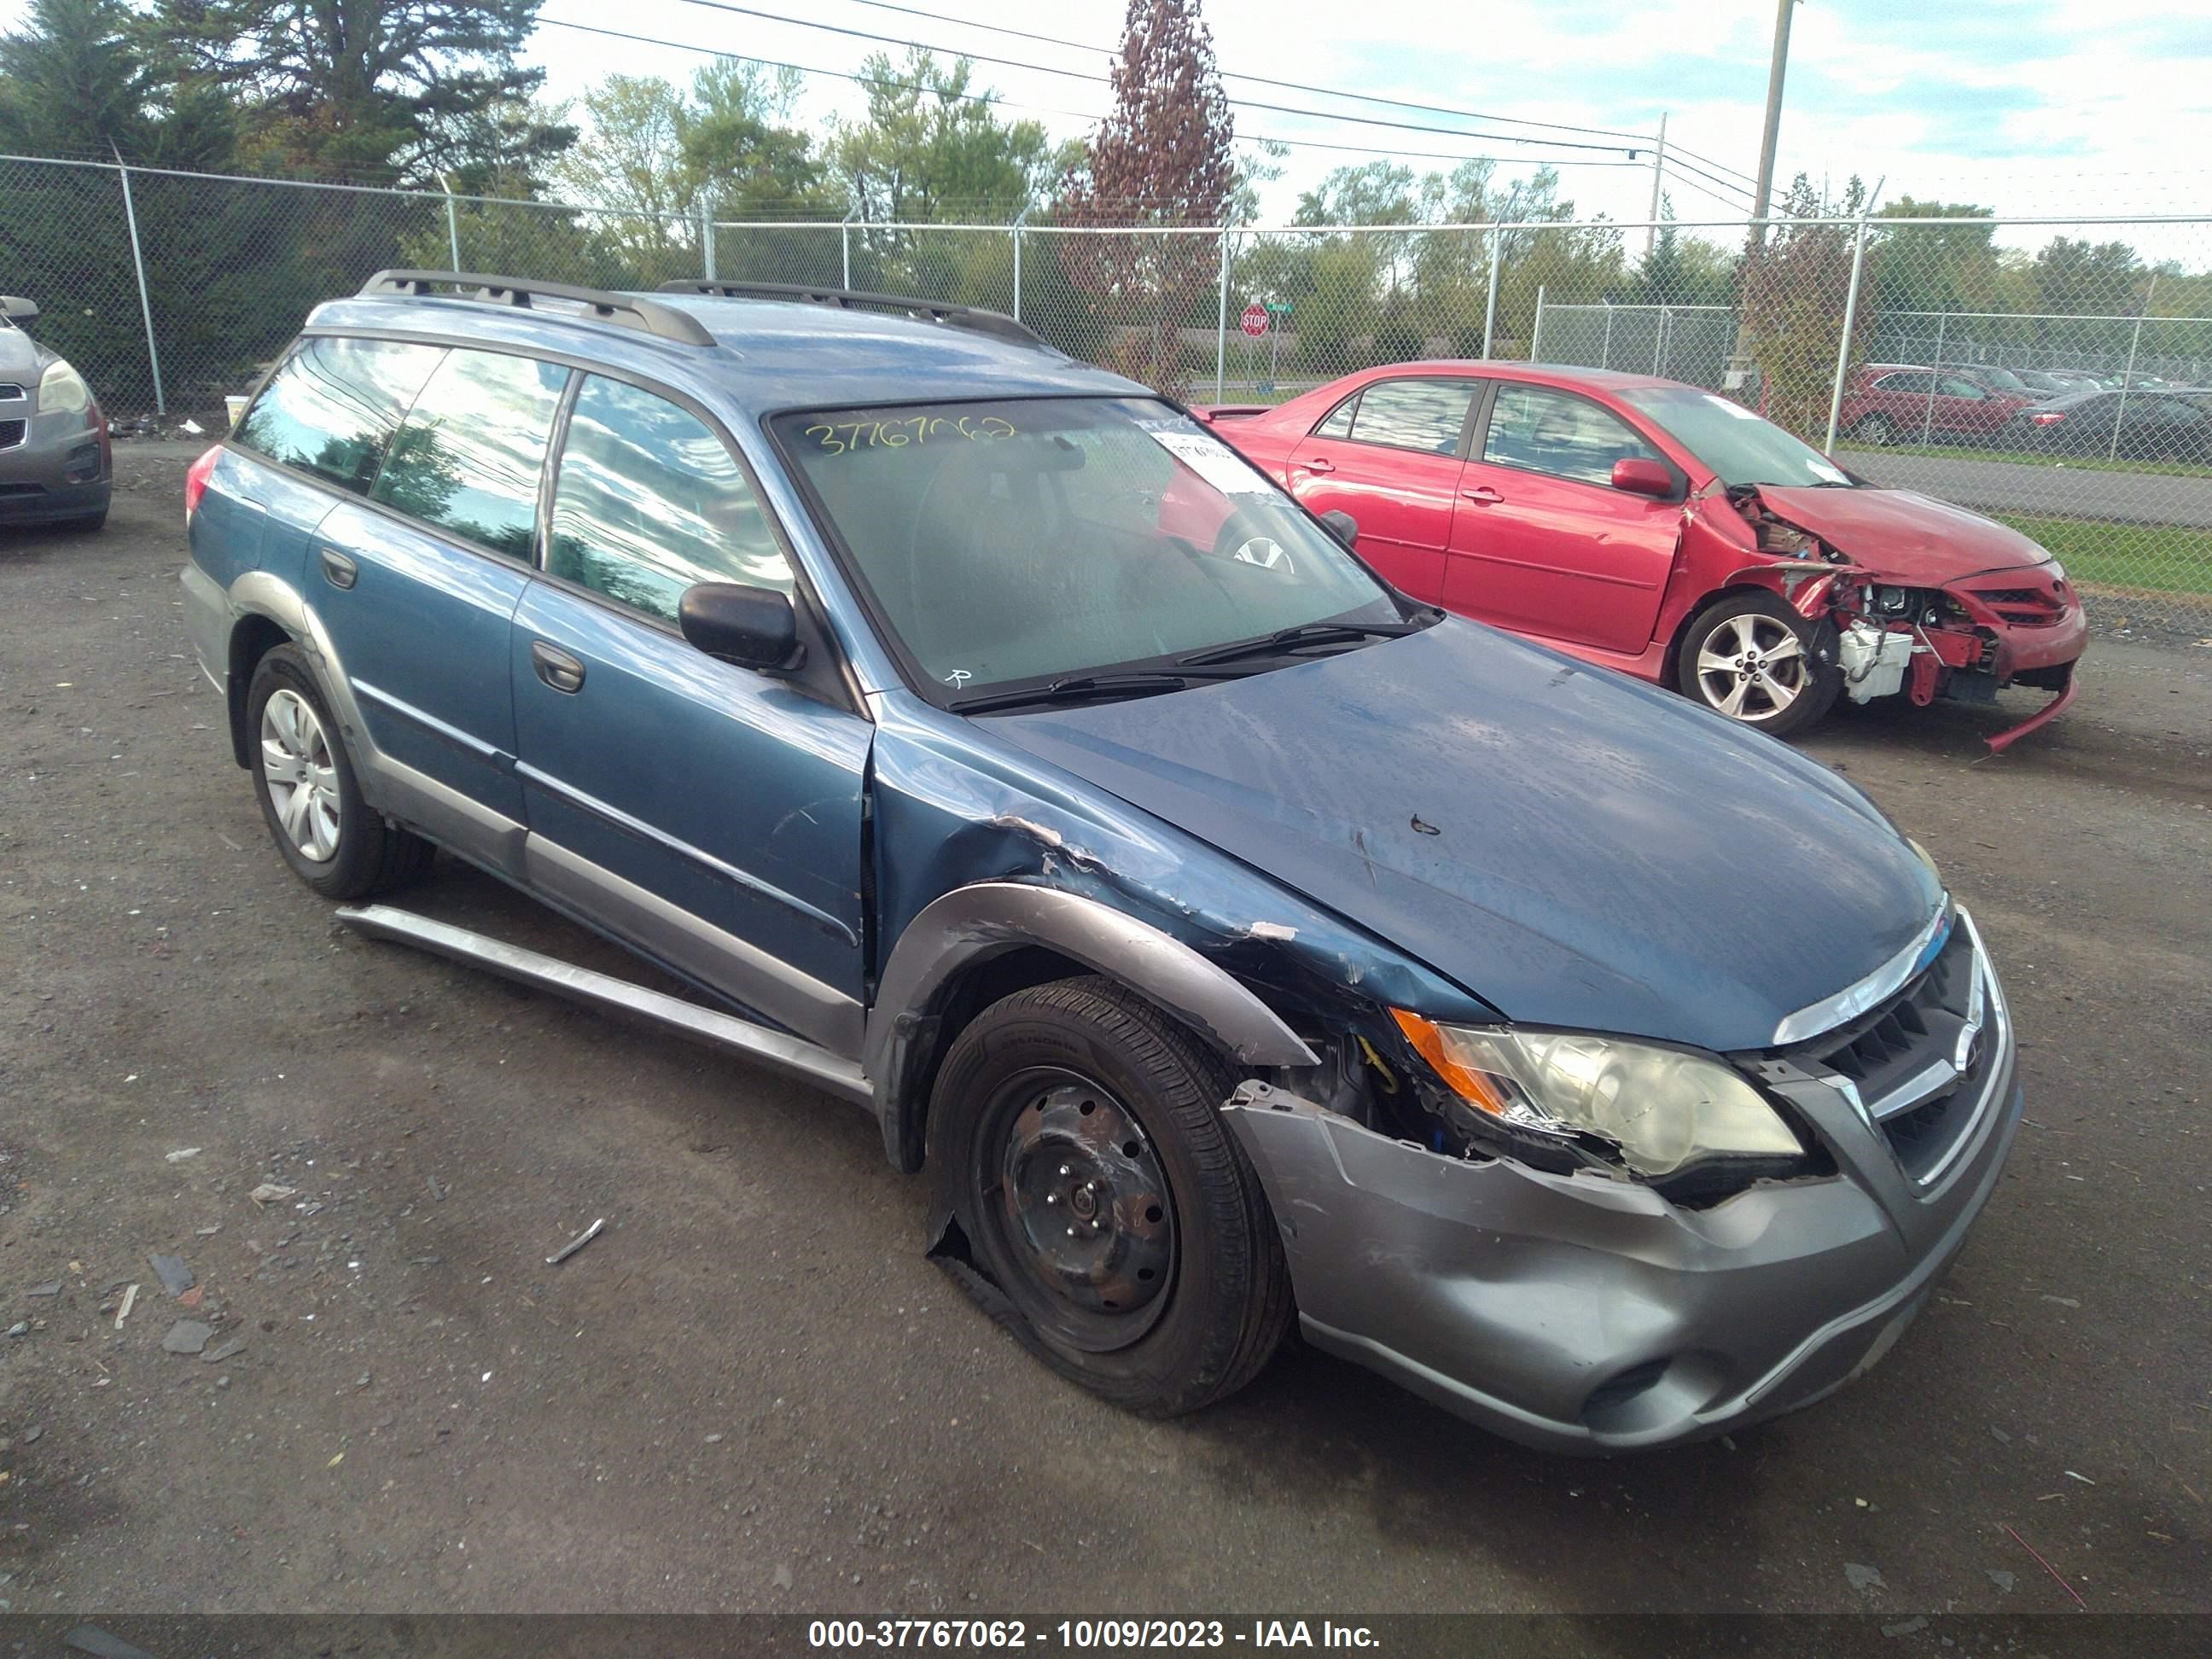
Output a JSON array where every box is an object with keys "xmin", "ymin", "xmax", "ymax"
[
  {"xmin": 0, "ymin": 481, "xmax": 44, "ymax": 498},
  {"xmin": 1795, "ymin": 921, "xmax": 1992, "ymax": 1184},
  {"xmin": 1964, "ymin": 582, "xmax": 2068, "ymax": 627},
  {"xmin": 0, "ymin": 417, "xmax": 24, "ymax": 450}
]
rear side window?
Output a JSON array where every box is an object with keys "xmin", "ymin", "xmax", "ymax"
[
  {"xmin": 1348, "ymin": 379, "xmax": 1476, "ymax": 454},
  {"xmin": 548, "ymin": 375, "xmax": 791, "ymax": 623},
  {"xmin": 233, "ymin": 336, "xmax": 443, "ymax": 495},
  {"xmin": 1872, "ymin": 371, "xmax": 1934, "ymax": 393},
  {"xmin": 1311, "ymin": 395, "xmax": 1356, "ymax": 439},
  {"xmin": 370, "ymin": 348, "xmax": 568, "ymax": 560},
  {"xmin": 1482, "ymin": 385, "xmax": 1659, "ymax": 486}
]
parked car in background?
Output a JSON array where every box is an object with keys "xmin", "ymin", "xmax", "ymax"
[
  {"xmin": 1200, "ymin": 361, "xmax": 2084, "ymax": 750},
  {"xmin": 0, "ymin": 295, "xmax": 111, "ymax": 531},
  {"xmin": 182, "ymin": 272, "xmax": 2025, "ymax": 1453},
  {"xmin": 1837, "ymin": 364, "xmax": 2036, "ymax": 446},
  {"xmin": 2003, "ymin": 387, "xmax": 2212, "ymax": 463}
]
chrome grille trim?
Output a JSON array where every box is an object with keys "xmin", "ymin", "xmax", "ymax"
[{"xmin": 1772, "ymin": 900, "xmax": 1952, "ymax": 1046}]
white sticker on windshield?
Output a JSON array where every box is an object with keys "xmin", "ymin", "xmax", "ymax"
[{"xmin": 1151, "ymin": 429, "xmax": 1274, "ymax": 496}]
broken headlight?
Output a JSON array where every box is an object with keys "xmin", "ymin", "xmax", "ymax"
[{"xmin": 1390, "ymin": 1011, "xmax": 1802, "ymax": 1178}]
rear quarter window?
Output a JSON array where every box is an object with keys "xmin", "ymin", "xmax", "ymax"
[{"xmin": 232, "ymin": 336, "xmax": 445, "ymax": 495}]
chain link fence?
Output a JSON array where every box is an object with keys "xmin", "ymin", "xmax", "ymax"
[{"xmin": 5, "ymin": 154, "xmax": 2209, "ymax": 637}]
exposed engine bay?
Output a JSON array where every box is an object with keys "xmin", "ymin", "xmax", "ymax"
[{"xmin": 1720, "ymin": 484, "xmax": 2081, "ymax": 754}]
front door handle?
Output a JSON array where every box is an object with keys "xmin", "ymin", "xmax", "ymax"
[
  {"xmin": 531, "ymin": 640, "xmax": 586, "ymax": 694},
  {"xmin": 1301, "ymin": 456, "xmax": 1336, "ymax": 474},
  {"xmin": 318, "ymin": 548, "xmax": 358, "ymax": 589},
  {"xmin": 1459, "ymin": 485, "xmax": 1505, "ymax": 504}
]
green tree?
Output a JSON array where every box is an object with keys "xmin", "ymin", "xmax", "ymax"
[
  {"xmin": 2031, "ymin": 236, "xmax": 2144, "ymax": 317},
  {"xmin": 1870, "ymin": 197, "xmax": 2000, "ymax": 315},
  {"xmin": 830, "ymin": 49, "xmax": 1062, "ymax": 224},
  {"xmin": 1739, "ymin": 173, "xmax": 1875, "ymax": 438},
  {"xmin": 158, "ymin": 0, "xmax": 570, "ymax": 184},
  {"xmin": 1628, "ymin": 196, "xmax": 1736, "ymax": 306},
  {"xmin": 0, "ymin": 0, "xmax": 233, "ymax": 164}
]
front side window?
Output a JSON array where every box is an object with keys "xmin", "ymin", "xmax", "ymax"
[
  {"xmin": 370, "ymin": 348, "xmax": 568, "ymax": 559},
  {"xmin": 233, "ymin": 335, "xmax": 444, "ymax": 495},
  {"xmin": 1482, "ymin": 384, "xmax": 1660, "ymax": 486},
  {"xmin": 549, "ymin": 376, "xmax": 792, "ymax": 623},
  {"xmin": 1348, "ymin": 379, "xmax": 1476, "ymax": 455},
  {"xmin": 776, "ymin": 398, "xmax": 1402, "ymax": 701},
  {"xmin": 1619, "ymin": 386, "xmax": 1851, "ymax": 488}
]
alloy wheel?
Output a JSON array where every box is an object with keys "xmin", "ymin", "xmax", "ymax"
[
  {"xmin": 259, "ymin": 689, "xmax": 342, "ymax": 862},
  {"xmin": 1694, "ymin": 613, "xmax": 1811, "ymax": 723}
]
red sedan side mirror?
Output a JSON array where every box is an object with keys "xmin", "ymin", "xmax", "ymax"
[{"xmin": 1611, "ymin": 457, "xmax": 1678, "ymax": 499}]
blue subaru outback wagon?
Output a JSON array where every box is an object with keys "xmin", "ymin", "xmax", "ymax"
[{"xmin": 183, "ymin": 271, "xmax": 2022, "ymax": 1452}]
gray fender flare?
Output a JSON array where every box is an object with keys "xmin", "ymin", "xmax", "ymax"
[{"xmin": 866, "ymin": 882, "xmax": 1320, "ymax": 1172}]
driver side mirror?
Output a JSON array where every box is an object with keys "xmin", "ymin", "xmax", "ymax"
[
  {"xmin": 1319, "ymin": 509, "xmax": 1359, "ymax": 549},
  {"xmin": 1610, "ymin": 457, "xmax": 1679, "ymax": 500},
  {"xmin": 0, "ymin": 295, "xmax": 37, "ymax": 322},
  {"xmin": 679, "ymin": 582, "xmax": 806, "ymax": 672}
]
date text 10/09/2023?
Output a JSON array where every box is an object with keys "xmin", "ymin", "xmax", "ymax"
[{"xmin": 807, "ymin": 1622, "xmax": 1381, "ymax": 1650}]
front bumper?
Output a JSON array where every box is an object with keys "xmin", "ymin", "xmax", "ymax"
[
  {"xmin": 0, "ymin": 409, "xmax": 110, "ymax": 524},
  {"xmin": 1223, "ymin": 915, "xmax": 2022, "ymax": 1454}
]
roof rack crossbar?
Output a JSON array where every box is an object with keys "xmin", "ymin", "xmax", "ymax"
[
  {"xmin": 360, "ymin": 270, "xmax": 716, "ymax": 346},
  {"xmin": 660, "ymin": 280, "xmax": 1049, "ymax": 352}
]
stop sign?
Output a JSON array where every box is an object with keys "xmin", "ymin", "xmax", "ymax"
[{"xmin": 1240, "ymin": 303, "xmax": 1269, "ymax": 338}]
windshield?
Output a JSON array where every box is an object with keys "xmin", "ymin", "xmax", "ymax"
[
  {"xmin": 1619, "ymin": 386, "xmax": 1853, "ymax": 488},
  {"xmin": 776, "ymin": 397, "xmax": 1403, "ymax": 702},
  {"xmin": 1972, "ymin": 365, "xmax": 2028, "ymax": 391}
]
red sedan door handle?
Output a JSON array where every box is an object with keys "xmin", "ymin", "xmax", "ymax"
[
  {"xmin": 1460, "ymin": 485, "xmax": 1505, "ymax": 504},
  {"xmin": 1301, "ymin": 456, "xmax": 1336, "ymax": 474}
]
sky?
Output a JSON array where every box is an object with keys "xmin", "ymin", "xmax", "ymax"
[
  {"xmin": 504, "ymin": 0, "xmax": 2212, "ymax": 236},
  {"xmin": 5, "ymin": 0, "xmax": 2210, "ymax": 247}
]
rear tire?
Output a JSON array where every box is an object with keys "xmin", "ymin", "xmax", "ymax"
[
  {"xmin": 246, "ymin": 644, "xmax": 432, "ymax": 899},
  {"xmin": 930, "ymin": 976, "xmax": 1292, "ymax": 1417},
  {"xmin": 1850, "ymin": 413, "xmax": 1895, "ymax": 446},
  {"xmin": 1675, "ymin": 592, "xmax": 1840, "ymax": 740}
]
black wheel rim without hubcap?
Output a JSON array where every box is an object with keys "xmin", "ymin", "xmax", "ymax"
[{"xmin": 981, "ymin": 1068, "xmax": 1178, "ymax": 1353}]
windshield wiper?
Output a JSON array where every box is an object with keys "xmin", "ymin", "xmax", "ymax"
[
  {"xmin": 948, "ymin": 671, "xmax": 1199, "ymax": 715},
  {"xmin": 1173, "ymin": 617, "xmax": 1424, "ymax": 669}
]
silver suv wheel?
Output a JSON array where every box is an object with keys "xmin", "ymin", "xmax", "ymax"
[{"xmin": 259, "ymin": 688, "xmax": 341, "ymax": 863}]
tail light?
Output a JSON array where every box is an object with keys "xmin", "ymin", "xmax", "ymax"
[
  {"xmin": 2029, "ymin": 411, "xmax": 2066, "ymax": 427},
  {"xmin": 183, "ymin": 444, "xmax": 222, "ymax": 527}
]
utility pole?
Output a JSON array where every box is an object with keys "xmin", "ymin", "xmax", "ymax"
[
  {"xmin": 1644, "ymin": 112, "xmax": 1668, "ymax": 259},
  {"xmin": 1726, "ymin": 0, "xmax": 1799, "ymax": 391},
  {"xmin": 1750, "ymin": 0, "xmax": 1799, "ymax": 236}
]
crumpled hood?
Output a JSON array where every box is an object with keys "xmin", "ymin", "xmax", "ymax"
[
  {"xmin": 1757, "ymin": 485, "xmax": 2053, "ymax": 583},
  {"xmin": 989, "ymin": 620, "xmax": 1942, "ymax": 1052}
]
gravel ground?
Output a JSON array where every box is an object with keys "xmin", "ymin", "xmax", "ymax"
[{"xmin": 1, "ymin": 445, "xmax": 2207, "ymax": 1617}]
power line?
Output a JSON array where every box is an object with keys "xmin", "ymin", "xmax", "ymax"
[
  {"xmin": 539, "ymin": 16, "xmax": 1650, "ymax": 174},
  {"xmin": 825, "ymin": 0, "xmax": 1656, "ymax": 143},
  {"xmin": 661, "ymin": 0, "xmax": 1648, "ymax": 154}
]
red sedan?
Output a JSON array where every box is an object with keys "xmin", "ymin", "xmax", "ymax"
[
  {"xmin": 1836, "ymin": 363, "xmax": 2036, "ymax": 447},
  {"xmin": 1199, "ymin": 363, "xmax": 2085, "ymax": 748}
]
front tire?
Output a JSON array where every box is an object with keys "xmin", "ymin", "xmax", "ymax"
[
  {"xmin": 930, "ymin": 976, "xmax": 1292, "ymax": 1417},
  {"xmin": 1675, "ymin": 592, "xmax": 1840, "ymax": 739},
  {"xmin": 246, "ymin": 644, "xmax": 431, "ymax": 899}
]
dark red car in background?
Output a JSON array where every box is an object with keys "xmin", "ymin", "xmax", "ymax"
[
  {"xmin": 1837, "ymin": 364, "xmax": 2037, "ymax": 446},
  {"xmin": 1199, "ymin": 363, "xmax": 2085, "ymax": 749}
]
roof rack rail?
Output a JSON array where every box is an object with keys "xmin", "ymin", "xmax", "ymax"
[
  {"xmin": 360, "ymin": 270, "xmax": 716, "ymax": 346},
  {"xmin": 660, "ymin": 280, "xmax": 1050, "ymax": 351}
]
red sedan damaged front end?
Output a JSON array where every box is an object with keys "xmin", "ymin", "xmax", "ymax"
[{"xmin": 1718, "ymin": 485, "xmax": 2087, "ymax": 753}]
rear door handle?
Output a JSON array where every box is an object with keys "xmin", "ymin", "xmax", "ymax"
[
  {"xmin": 1301, "ymin": 456, "xmax": 1336, "ymax": 474},
  {"xmin": 318, "ymin": 548, "xmax": 358, "ymax": 589},
  {"xmin": 1459, "ymin": 486, "xmax": 1505, "ymax": 504},
  {"xmin": 531, "ymin": 640, "xmax": 586, "ymax": 694}
]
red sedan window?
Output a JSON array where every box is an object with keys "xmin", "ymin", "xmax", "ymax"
[
  {"xmin": 1482, "ymin": 385, "xmax": 1659, "ymax": 486},
  {"xmin": 1339, "ymin": 379, "xmax": 1477, "ymax": 455}
]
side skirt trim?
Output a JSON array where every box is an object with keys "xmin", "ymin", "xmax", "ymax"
[{"xmin": 335, "ymin": 904, "xmax": 870, "ymax": 1108}]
